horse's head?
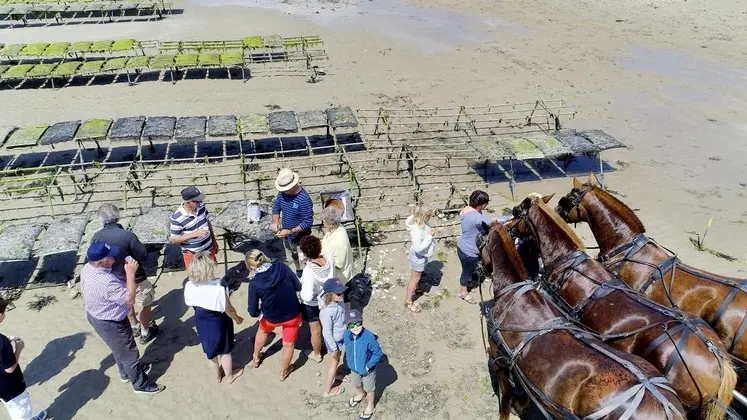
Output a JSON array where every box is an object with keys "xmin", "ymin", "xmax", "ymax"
[
  {"xmin": 555, "ymin": 174, "xmax": 598, "ymax": 223},
  {"xmin": 510, "ymin": 193, "xmax": 554, "ymax": 240},
  {"xmin": 478, "ymin": 221, "xmax": 530, "ymax": 292}
]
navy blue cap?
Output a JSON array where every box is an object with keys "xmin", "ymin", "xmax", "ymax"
[
  {"xmin": 87, "ymin": 242, "xmax": 119, "ymax": 261},
  {"xmin": 323, "ymin": 278, "xmax": 346, "ymax": 294},
  {"xmin": 345, "ymin": 309, "xmax": 363, "ymax": 324}
]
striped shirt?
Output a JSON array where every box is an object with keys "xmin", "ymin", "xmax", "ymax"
[
  {"xmin": 170, "ymin": 204, "xmax": 213, "ymax": 253},
  {"xmin": 272, "ymin": 188, "xmax": 313, "ymax": 241},
  {"xmin": 80, "ymin": 264, "xmax": 131, "ymax": 321}
]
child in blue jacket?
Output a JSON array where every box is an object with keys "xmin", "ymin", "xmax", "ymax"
[{"xmin": 343, "ymin": 309, "xmax": 382, "ymax": 420}]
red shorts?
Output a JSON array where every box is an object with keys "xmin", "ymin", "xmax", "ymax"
[
  {"xmin": 183, "ymin": 249, "xmax": 216, "ymax": 269},
  {"xmin": 259, "ymin": 313, "xmax": 302, "ymax": 343}
]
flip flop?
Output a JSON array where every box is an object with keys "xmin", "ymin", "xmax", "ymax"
[
  {"xmin": 249, "ymin": 352, "xmax": 264, "ymax": 369},
  {"xmin": 280, "ymin": 364, "xmax": 295, "ymax": 381},
  {"xmin": 404, "ymin": 302, "xmax": 421, "ymax": 313},
  {"xmin": 225, "ymin": 368, "xmax": 244, "ymax": 384},
  {"xmin": 459, "ymin": 293, "xmax": 478, "ymax": 304},
  {"xmin": 359, "ymin": 409, "xmax": 375, "ymax": 419},
  {"xmin": 324, "ymin": 386, "xmax": 345, "ymax": 398},
  {"xmin": 349, "ymin": 395, "xmax": 365, "ymax": 407}
]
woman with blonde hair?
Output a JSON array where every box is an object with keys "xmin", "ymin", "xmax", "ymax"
[
  {"xmin": 321, "ymin": 205, "xmax": 354, "ymax": 283},
  {"xmin": 404, "ymin": 203, "xmax": 435, "ymax": 312},
  {"xmin": 246, "ymin": 249, "xmax": 302, "ymax": 381},
  {"xmin": 184, "ymin": 252, "xmax": 244, "ymax": 384}
]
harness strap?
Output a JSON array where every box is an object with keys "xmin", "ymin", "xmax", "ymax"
[
  {"xmin": 664, "ymin": 327, "xmax": 691, "ymax": 377},
  {"xmin": 575, "ymin": 332, "xmax": 683, "ymax": 419},
  {"xmin": 600, "ymin": 233, "xmax": 648, "ymax": 263},
  {"xmin": 712, "ymin": 279, "xmax": 747, "ymax": 330},
  {"xmin": 642, "ymin": 323, "xmax": 686, "ymax": 359},
  {"xmin": 639, "ymin": 256, "xmax": 677, "ymax": 293},
  {"xmin": 730, "ymin": 311, "xmax": 747, "ymax": 354}
]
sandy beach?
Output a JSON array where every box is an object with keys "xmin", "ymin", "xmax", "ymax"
[{"xmin": 1, "ymin": 0, "xmax": 746, "ymax": 418}]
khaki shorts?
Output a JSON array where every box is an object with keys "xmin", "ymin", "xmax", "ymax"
[
  {"xmin": 350, "ymin": 369, "xmax": 376, "ymax": 393},
  {"xmin": 134, "ymin": 279, "xmax": 155, "ymax": 307}
]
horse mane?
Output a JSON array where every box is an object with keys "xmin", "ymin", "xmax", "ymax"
[
  {"xmin": 590, "ymin": 186, "xmax": 646, "ymax": 233},
  {"xmin": 492, "ymin": 224, "xmax": 529, "ymax": 280},
  {"xmin": 535, "ymin": 200, "xmax": 586, "ymax": 251}
]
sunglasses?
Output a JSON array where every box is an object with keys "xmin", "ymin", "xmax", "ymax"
[
  {"xmin": 335, "ymin": 292, "xmax": 344, "ymax": 297},
  {"xmin": 347, "ymin": 321, "xmax": 363, "ymax": 329}
]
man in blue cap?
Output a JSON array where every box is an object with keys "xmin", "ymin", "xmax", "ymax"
[{"xmin": 80, "ymin": 242, "xmax": 164, "ymax": 395}]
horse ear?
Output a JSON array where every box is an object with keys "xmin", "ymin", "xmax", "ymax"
[
  {"xmin": 480, "ymin": 221, "xmax": 491, "ymax": 234},
  {"xmin": 573, "ymin": 177, "xmax": 583, "ymax": 189},
  {"xmin": 588, "ymin": 172, "xmax": 598, "ymax": 186},
  {"xmin": 542, "ymin": 193, "xmax": 554, "ymax": 204}
]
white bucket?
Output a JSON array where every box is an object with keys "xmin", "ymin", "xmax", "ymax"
[{"xmin": 247, "ymin": 201, "xmax": 261, "ymax": 223}]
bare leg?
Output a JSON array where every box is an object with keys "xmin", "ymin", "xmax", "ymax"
[
  {"xmin": 127, "ymin": 308, "xmax": 138, "ymax": 328},
  {"xmin": 253, "ymin": 329, "xmax": 269, "ymax": 362},
  {"xmin": 405, "ymin": 270, "xmax": 422, "ymax": 303},
  {"xmin": 309, "ymin": 321, "xmax": 322, "ymax": 360},
  {"xmin": 324, "ymin": 351, "xmax": 341, "ymax": 395},
  {"xmin": 364, "ymin": 391, "xmax": 375, "ymax": 415},
  {"xmin": 460, "ymin": 285, "xmax": 469, "ymax": 297},
  {"xmin": 280, "ymin": 341, "xmax": 295, "ymax": 378},
  {"xmin": 208, "ymin": 357, "xmax": 222, "ymax": 383},
  {"xmin": 138, "ymin": 306, "xmax": 152, "ymax": 330},
  {"xmin": 219, "ymin": 353, "xmax": 243, "ymax": 384}
]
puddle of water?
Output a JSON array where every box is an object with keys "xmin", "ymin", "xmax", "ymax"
[
  {"xmin": 616, "ymin": 47, "xmax": 747, "ymax": 92},
  {"xmin": 191, "ymin": 0, "xmax": 528, "ymax": 54}
]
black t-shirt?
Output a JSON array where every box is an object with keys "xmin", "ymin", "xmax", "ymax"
[
  {"xmin": 92, "ymin": 224, "xmax": 148, "ymax": 283},
  {"xmin": 0, "ymin": 333, "xmax": 26, "ymax": 402}
]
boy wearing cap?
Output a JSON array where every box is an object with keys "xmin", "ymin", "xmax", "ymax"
[
  {"xmin": 80, "ymin": 242, "xmax": 164, "ymax": 395},
  {"xmin": 170, "ymin": 186, "xmax": 218, "ymax": 268},
  {"xmin": 320, "ymin": 278, "xmax": 347, "ymax": 398},
  {"xmin": 271, "ymin": 168, "xmax": 313, "ymax": 275},
  {"xmin": 343, "ymin": 309, "xmax": 382, "ymax": 419},
  {"xmin": 0, "ymin": 297, "xmax": 47, "ymax": 420}
]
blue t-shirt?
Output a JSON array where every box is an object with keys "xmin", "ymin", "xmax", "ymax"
[{"xmin": 271, "ymin": 188, "xmax": 313, "ymax": 241}]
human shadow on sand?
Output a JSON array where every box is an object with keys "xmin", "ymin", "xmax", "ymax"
[
  {"xmin": 46, "ymin": 354, "xmax": 114, "ymax": 420},
  {"xmin": 374, "ymin": 355, "xmax": 398, "ymax": 404},
  {"xmin": 25, "ymin": 332, "xmax": 89, "ymax": 387},
  {"xmin": 141, "ymin": 284, "xmax": 200, "ymax": 381}
]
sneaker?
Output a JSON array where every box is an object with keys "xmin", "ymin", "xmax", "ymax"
[
  {"xmin": 31, "ymin": 410, "xmax": 47, "ymax": 420},
  {"xmin": 134, "ymin": 383, "xmax": 165, "ymax": 395},
  {"xmin": 138, "ymin": 324, "xmax": 158, "ymax": 345},
  {"xmin": 120, "ymin": 364, "xmax": 151, "ymax": 383}
]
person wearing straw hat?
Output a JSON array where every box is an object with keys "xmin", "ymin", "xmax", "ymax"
[{"xmin": 271, "ymin": 168, "xmax": 314, "ymax": 276}]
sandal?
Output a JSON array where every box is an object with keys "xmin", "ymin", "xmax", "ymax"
[
  {"xmin": 459, "ymin": 293, "xmax": 478, "ymax": 304},
  {"xmin": 404, "ymin": 302, "xmax": 421, "ymax": 313},
  {"xmin": 280, "ymin": 364, "xmax": 295, "ymax": 381},
  {"xmin": 249, "ymin": 352, "xmax": 264, "ymax": 369},
  {"xmin": 225, "ymin": 368, "xmax": 244, "ymax": 384},
  {"xmin": 349, "ymin": 394, "xmax": 365, "ymax": 407},
  {"xmin": 324, "ymin": 386, "xmax": 345, "ymax": 398},
  {"xmin": 360, "ymin": 409, "xmax": 375, "ymax": 419},
  {"xmin": 307, "ymin": 352, "xmax": 323, "ymax": 363}
]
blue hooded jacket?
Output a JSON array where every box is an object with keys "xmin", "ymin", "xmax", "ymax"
[
  {"xmin": 344, "ymin": 328, "xmax": 383, "ymax": 376},
  {"xmin": 248, "ymin": 263, "xmax": 301, "ymax": 324}
]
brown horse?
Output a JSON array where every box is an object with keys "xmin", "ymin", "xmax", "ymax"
[
  {"xmin": 556, "ymin": 175, "xmax": 747, "ymax": 365},
  {"xmin": 479, "ymin": 222, "xmax": 685, "ymax": 419},
  {"xmin": 512, "ymin": 195, "xmax": 736, "ymax": 419}
]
